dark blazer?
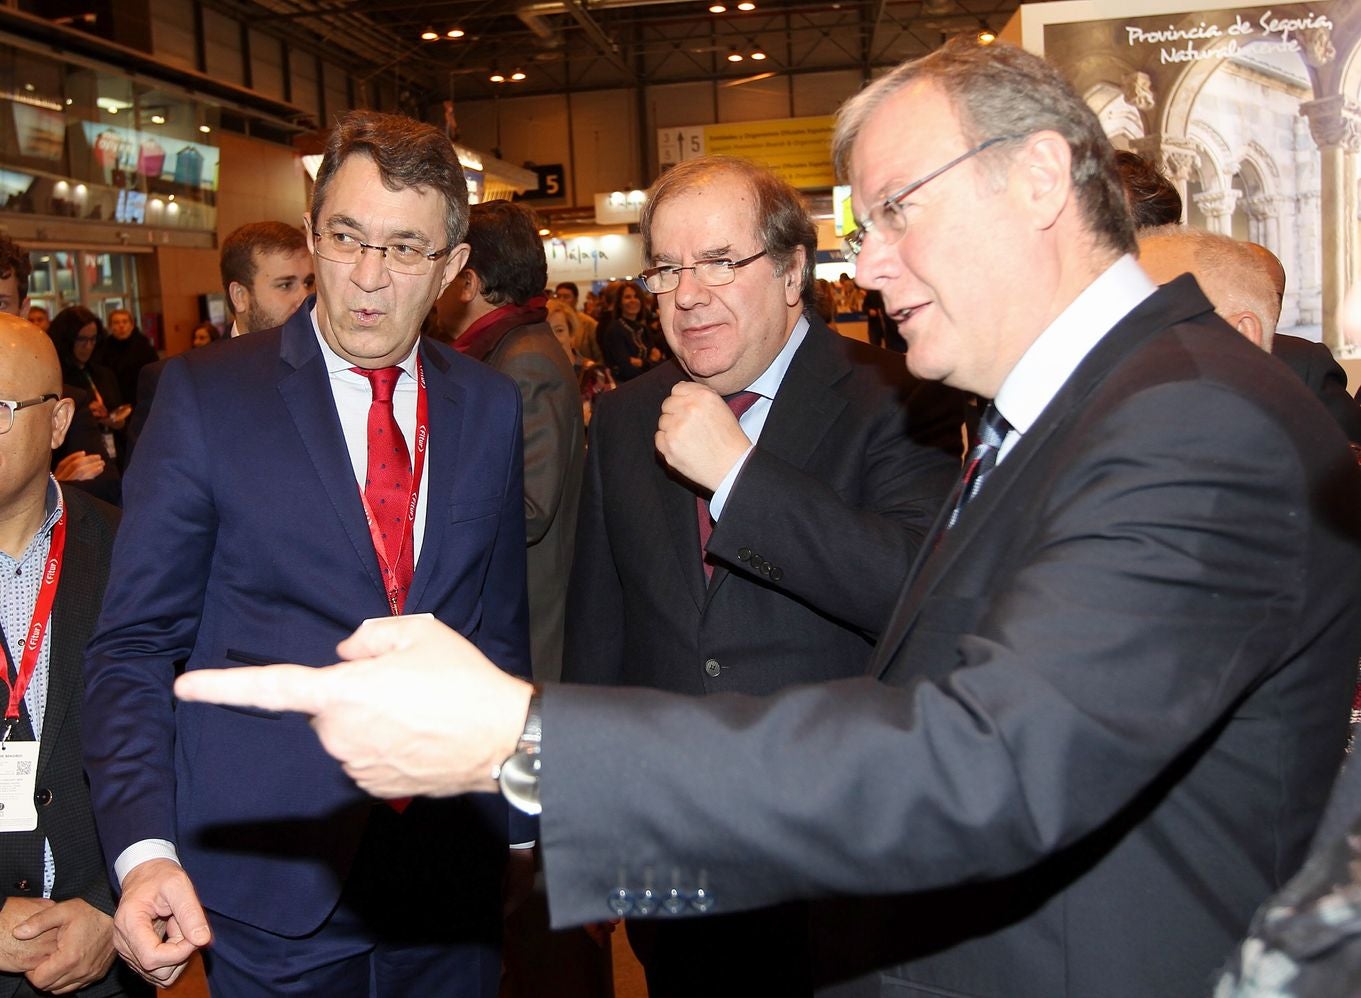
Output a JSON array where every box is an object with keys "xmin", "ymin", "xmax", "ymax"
[
  {"xmin": 563, "ymin": 315, "xmax": 962, "ymax": 696},
  {"xmin": 54, "ymin": 384, "xmax": 120, "ymax": 506},
  {"xmin": 1271, "ymin": 333, "xmax": 1361, "ymax": 443},
  {"xmin": 539, "ymin": 278, "xmax": 1361, "ymax": 997},
  {"xmin": 83, "ymin": 301, "xmax": 531, "ymax": 940},
  {"xmin": 460, "ymin": 312, "xmax": 585, "ymax": 681},
  {"xmin": 0, "ymin": 488, "xmax": 135, "ymax": 998}
]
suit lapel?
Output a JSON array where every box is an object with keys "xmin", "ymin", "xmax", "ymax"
[
  {"xmin": 871, "ymin": 277, "xmax": 1216, "ymax": 677},
  {"xmin": 646, "ymin": 366, "xmax": 710, "ymax": 611},
  {"xmin": 406, "ymin": 341, "xmax": 463, "ymax": 611},
  {"xmin": 39, "ymin": 494, "xmax": 93, "ymax": 778},
  {"xmin": 275, "ymin": 311, "xmax": 387, "ymax": 598},
  {"xmin": 705, "ymin": 319, "xmax": 850, "ymax": 597}
]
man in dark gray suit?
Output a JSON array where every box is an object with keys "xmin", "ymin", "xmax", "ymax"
[
  {"xmin": 561, "ymin": 155, "xmax": 961, "ymax": 996},
  {"xmin": 0, "ymin": 314, "xmax": 136, "ymax": 997},
  {"xmin": 176, "ymin": 40, "xmax": 1361, "ymax": 998}
]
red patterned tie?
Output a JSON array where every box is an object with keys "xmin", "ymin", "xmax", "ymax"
[
  {"xmin": 353, "ymin": 366, "xmax": 415, "ymax": 813},
  {"xmin": 353, "ymin": 366, "xmax": 414, "ymax": 613},
  {"xmin": 697, "ymin": 390, "xmax": 761, "ymax": 582}
]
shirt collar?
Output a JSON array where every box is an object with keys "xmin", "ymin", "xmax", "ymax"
[
  {"xmin": 994, "ymin": 254, "xmax": 1155, "ymax": 436},
  {"xmin": 310, "ymin": 304, "xmax": 420, "ymax": 381},
  {"xmin": 744, "ymin": 313, "xmax": 809, "ymax": 400}
]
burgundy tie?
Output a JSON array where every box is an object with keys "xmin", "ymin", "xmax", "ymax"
[
  {"xmin": 697, "ymin": 390, "xmax": 761, "ymax": 582},
  {"xmin": 353, "ymin": 366, "xmax": 414, "ymax": 614}
]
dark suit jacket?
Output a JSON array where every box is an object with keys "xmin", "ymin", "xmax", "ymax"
[
  {"xmin": 460, "ymin": 312, "xmax": 585, "ymax": 682},
  {"xmin": 563, "ymin": 316, "xmax": 962, "ymax": 696},
  {"xmin": 1271, "ymin": 333, "xmax": 1361, "ymax": 443},
  {"xmin": 0, "ymin": 488, "xmax": 137, "ymax": 998},
  {"xmin": 539, "ymin": 278, "xmax": 1361, "ymax": 997},
  {"xmin": 83, "ymin": 301, "xmax": 531, "ymax": 940}
]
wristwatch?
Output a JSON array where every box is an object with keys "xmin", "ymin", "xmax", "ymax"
[{"xmin": 493, "ymin": 685, "xmax": 543, "ymax": 815}]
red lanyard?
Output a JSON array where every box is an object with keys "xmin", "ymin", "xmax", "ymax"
[
  {"xmin": 4, "ymin": 500, "xmax": 65, "ymax": 738},
  {"xmin": 357, "ymin": 358, "xmax": 428, "ymax": 616}
]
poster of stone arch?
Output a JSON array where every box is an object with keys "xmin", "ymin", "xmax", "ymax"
[{"xmin": 1006, "ymin": 0, "xmax": 1359, "ymax": 350}]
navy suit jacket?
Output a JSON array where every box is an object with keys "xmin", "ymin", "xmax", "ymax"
[
  {"xmin": 539, "ymin": 278, "xmax": 1361, "ymax": 996},
  {"xmin": 83, "ymin": 302, "xmax": 530, "ymax": 937}
]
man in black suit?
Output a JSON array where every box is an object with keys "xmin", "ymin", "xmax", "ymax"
[
  {"xmin": 561, "ymin": 155, "xmax": 960, "ymax": 995},
  {"xmin": 175, "ymin": 40, "xmax": 1361, "ymax": 998},
  {"xmin": 0, "ymin": 314, "xmax": 136, "ymax": 997}
]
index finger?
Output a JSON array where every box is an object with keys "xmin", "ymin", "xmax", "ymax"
[{"xmin": 174, "ymin": 664, "xmax": 331, "ymax": 716}]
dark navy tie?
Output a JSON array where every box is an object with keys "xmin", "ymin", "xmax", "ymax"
[{"xmin": 946, "ymin": 403, "xmax": 1010, "ymax": 530}]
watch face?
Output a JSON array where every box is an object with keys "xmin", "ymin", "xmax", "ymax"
[{"xmin": 499, "ymin": 751, "xmax": 542, "ymax": 816}]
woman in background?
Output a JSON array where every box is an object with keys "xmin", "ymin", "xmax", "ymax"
[{"xmin": 599, "ymin": 281, "xmax": 662, "ymax": 383}]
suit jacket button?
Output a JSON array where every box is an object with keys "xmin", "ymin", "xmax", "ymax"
[
  {"xmin": 737, "ymin": 547, "xmax": 751, "ymax": 561},
  {"xmin": 33, "ymin": 788, "xmax": 51, "ymax": 808},
  {"xmin": 771, "ymin": 567, "xmax": 784, "ymax": 582},
  {"xmin": 759, "ymin": 562, "xmax": 771, "ymax": 576},
  {"xmin": 704, "ymin": 658, "xmax": 721, "ymax": 677}
]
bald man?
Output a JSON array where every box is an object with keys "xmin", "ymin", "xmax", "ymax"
[
  {"xmin": 1139, "ymin": 226, "xmax": 1361, "ymax": 442},
  {"xmin": 0, "ymin": 316, "xmax": 136, "ymax": 997}
]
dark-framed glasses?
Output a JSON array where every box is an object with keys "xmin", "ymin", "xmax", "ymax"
[
  {"xmin": 0, "ymin": 394, "xmax": 58, "ymax": 435},
  {"xmin": 844, "ymin": 135, "xmax": 1018, "ymax": 258},
  {"xmin": 640, "ymin": 250, "xmax": 769, "ymax": 294},
  {"xmin": 314, "ymin": 230, "xmax": 454, "ymax": 276}
]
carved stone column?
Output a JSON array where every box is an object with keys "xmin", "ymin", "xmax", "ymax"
[
  {"xmin": 1193, "ymin": 189, "xmax": 1240, "ymax": 235},
  {"xmin": 1300, "ymin": 95, "xmax": 1361, "ymax": 348}
]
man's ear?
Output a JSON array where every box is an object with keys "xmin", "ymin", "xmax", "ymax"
[
  {"xmin": 456, "ymin": 267, "xmax": 481, "ymax": 304},
  {"xmin": 1233, "ymin": 311, "xmax": 1264, "ymax": 350},
  {"xmin": 784, "ymin": 247, "xmax": 807, "ymax": 307},
  {"xmin": 438, "ymin": 243, "xmax": 472, "ymax": 298},
  {"xmin": 227, "ymin": 281, "xmax": 251, "ymax": 316},
  {"xmin": 1017, "ymin": 130, "xmax": 1073, "ymax": 232},
  {"xmin": 50, "ymin": 396, "xmax": 75, "ymax": 450}
]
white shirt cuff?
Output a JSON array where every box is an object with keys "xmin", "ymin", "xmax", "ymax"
[
  {"xmin": 114, "ymin": 840, "xmax": 180, "ymax": 887},
  {"xmin": 707, "ymin": 444, "xmax": 755, "ymax": 520}
]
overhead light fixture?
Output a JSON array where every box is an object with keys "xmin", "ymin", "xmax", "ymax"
[
  {"xmin": 737, "ymin": 1, "xmax": 756, "ymax": 8},
  {"xmin": 489, "ymin": 71, "xmax": 506, "ymax": 83},
  {"xmin": 150, "ymin": 114, "xmax": 165, "ymax": 124},
  {"xmin": 510, "ymin": 69, "xmax": 526, "ymax": 81},
  {"xmin": 447, "ymin": 28, "xmax": 465, "ymax": 38},
  {"xmin": 727, "ymin": 48, "xmax": 744, "ymax": 62},
  {"xmin": 977, "ymin": 26, "xmax": 996, "ymax": 44},
  {"xmin": 709, "ymin": 3, "xmax": 727, "ymax": 12},
  {"xmin": 750, "ymin": 48, "xmax": 767, "ymax": 60},
  {"xmin": 538, "ymin": 227, "xmax": 551, "ymax": 236},
  {"xmin": 421, "ymin": 26, "xmax": 439, "ymax": 41},
  {"xmin": 199, "ymin": 124, "xmax": 211, "ymax": 133}
]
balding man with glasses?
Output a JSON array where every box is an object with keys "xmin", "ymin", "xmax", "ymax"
[
  {"xmin": 82, "ymin": 110, "xmax": 530, "ymax": 997},
  {"xmin": 560, "ymin": 154, "xmax": 962, "ymax": 998}
]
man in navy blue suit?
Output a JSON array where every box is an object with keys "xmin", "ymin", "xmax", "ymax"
[{"xmin": 83, "ymin": 110, "xmax": 530, "ymax": 996}]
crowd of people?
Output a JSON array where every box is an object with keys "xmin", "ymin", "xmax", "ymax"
[{"xmin": 3, "ymin": 36, "xmax": 1361, "ymax": 998}]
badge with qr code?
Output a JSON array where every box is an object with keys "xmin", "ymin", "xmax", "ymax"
[{"xmin": 0, "ymin": 741, "xmax": 39, "ymax": 832}]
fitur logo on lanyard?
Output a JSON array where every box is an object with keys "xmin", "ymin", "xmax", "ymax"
[{"xmin": 0, "ymin": 498, "xmax": 64, "ymax": 833}]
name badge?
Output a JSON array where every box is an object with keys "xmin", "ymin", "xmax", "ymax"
[{"xmin": 0, "ymin": 741, "xmax": 39, "ymax": 832}]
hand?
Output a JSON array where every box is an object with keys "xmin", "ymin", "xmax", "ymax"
[
  {"xmin": 103, "ymin": 405, "xmax": 131, "ymax": 431},
  {"xmin": 0, "ymin": 897, "xmax": 57, "ymax": 974},
  {"xmin": 14, "ymin": 898, "xmax": 115, "ymax": 994},
  {"xmin": 87, "ymin": 399, "xmax": 108, "ymax": 421},
  {"xmin": 53, "ymin": 450, "xmax": 106, "ymax": 482},
  {"xmin": 113, "ymin": 859, "xmax": 211, "ymax": 988},
  {"xmin": 174, "ymin": 615, "xmax": 533, "ymax": 799},
  {"xmin": 655, "ymin": 381, "xmax": 753, "ymax": 492},
  {"xmin": 503, "ymin": 847, "xmax": 536, "ymax": 917}
]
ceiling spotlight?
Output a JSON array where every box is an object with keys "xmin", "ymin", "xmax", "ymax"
[
  {"xmin": 538, "ymin": 227, "xmax": 551, "ymax": 236},
  {"xmin": 447, "ymin": 28, "xmax": 465, "ymax": 38},
  {"xmin": 750, "ymin": 48, "xmax": 767, "ymax": 60},
  {"xmin": 977, "ymin": 27, "xmax": 996, "ymax": 44},
  {"xmin": 727, "ymin": 48, "xmax": 744, "ymax": 62},
  {"xmin": 709, "ymin": 4, "xmax": 726, "ymax": 12},
  {"xmin": 421, "ymin": 26, "xmax": 439, "ymax": 41},
  {"xmin": 150, "ymin": 114, "xmax": 165, "ymax": 124},
  {"xmin": 510, "ymin": 69, "xmax": 526, "ymax": 81},
  {"xmin": 199, "ymin": 124, "xmax": 211, "ymax": 133},
  {"xmin": 737, "ymin": 1, "xmax": 756, "ymax": 8},
  {"xmin": 489, "ymin": 72, "xmax": 506, "ymax": 83}
]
